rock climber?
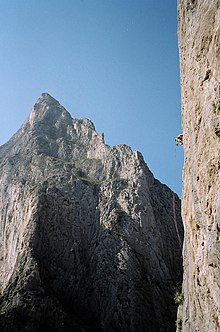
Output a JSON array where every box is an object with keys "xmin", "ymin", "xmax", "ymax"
[{"xmin": 175, "ymin": 134, "xmax": 183, "ymax": 146}]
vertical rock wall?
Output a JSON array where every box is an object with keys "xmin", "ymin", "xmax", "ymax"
[{"xmin": 178, "ymin": 0, "xmax": 220, "ymax": 331}]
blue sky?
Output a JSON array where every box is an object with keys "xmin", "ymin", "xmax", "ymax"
[{"xmin": 0, "ymin": 0, "xmax": 183, "ymax": 196}]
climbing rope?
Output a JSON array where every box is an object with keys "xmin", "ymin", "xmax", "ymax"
[{"xmin": 172, "ymin": 144, "xmax": 183, "ymax": 251}]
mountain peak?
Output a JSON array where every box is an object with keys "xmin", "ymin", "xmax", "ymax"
[
  {"xmin": 0, "ymin": 94, "xmax": 183, "ymax": 332},
  {"xmin": 18, "ymin": 94, "xmax": 105, "ymax": 161},
  {"xmin": 35, "ymin": 92, "xmax": 61, "ymax": 107},
  {"xmin": 27, "ymin": 93, "xmax": 71, "ymax": 127},
  {"xmin": 41, "ymin": 92, "xmax": 53, "ymax": 99}
]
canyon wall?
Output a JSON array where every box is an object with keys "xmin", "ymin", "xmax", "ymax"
[{"xmin": 178, "ymin": 0, "xmax": 220, "ymax": 331}]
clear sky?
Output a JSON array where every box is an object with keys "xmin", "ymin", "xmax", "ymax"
[{"xmin": 0, "ymin": 0, "xmax": 184, "ymax": 196}]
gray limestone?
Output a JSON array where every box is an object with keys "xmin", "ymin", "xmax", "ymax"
[
  {"xmin": 0, "ymin": 93, "xmax": 183, "ymax": 331},
  {"xmin": 177, "ymin": 1, "xmax": 220, "ymax": 331}
]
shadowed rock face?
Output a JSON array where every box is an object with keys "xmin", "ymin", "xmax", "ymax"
[
  {"xmin": 0, "ymin": 93, "xmax": 183, "ymax": 332},
  {"xmin": 178, "ymin": 1, "xmax": 220, "ymax": 331}
]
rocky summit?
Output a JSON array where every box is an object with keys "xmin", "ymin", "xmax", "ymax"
[{"xmin": 0, "ymin": 93, "xmax": 183, "ymax": 332}]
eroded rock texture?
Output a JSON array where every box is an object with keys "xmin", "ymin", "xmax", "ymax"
[
  {"xmin": 0, "ymin": 93, "xmax": 183, "ymax": 331},
  {"xmin": 178, "ymin": 1, "xmax": 220, "ymax": 331}
]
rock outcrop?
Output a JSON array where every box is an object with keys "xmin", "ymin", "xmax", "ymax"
[
  {"xmin": 0, "ymin": 93, "xmax": 183, "ymax": 331},
  {"xmin": 178, "ymin": 1, "xmax": 220, "ymax": 331}
]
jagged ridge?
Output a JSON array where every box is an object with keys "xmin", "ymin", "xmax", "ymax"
[{"xmin": 0, "ymin": 93, "xmax": 183, "ymax": 332}]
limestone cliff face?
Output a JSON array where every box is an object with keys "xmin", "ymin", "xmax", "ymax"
[
  {"xmin": 0, "ymin": 93, "xmax": 183, "ymax": 331},
  {"xmin": 178, "ymin": 1, "xmax": 220, "ymax": 331}
]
